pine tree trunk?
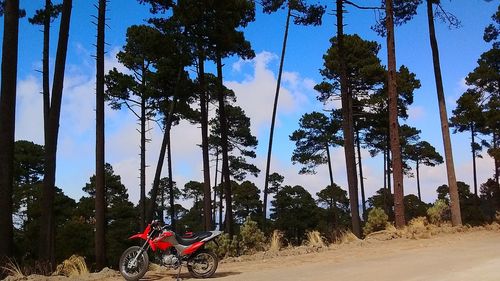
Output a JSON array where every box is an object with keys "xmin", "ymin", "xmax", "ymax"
[
  {"xmin": 219, "ymin": 177, "xmax": 223, "ymax": 231},
  {"xmin": 216, "ymin": 51, "xmax": 232, "ymax": 236},
  {"xmin": 43, "ymin": 0, "xmax": 51, "ymax": 141},
  {"xmin": 40, "ymin": 0, "xmax": 72, "ymax": 266},
  {"xmin": 147, "ymin": 66, "xmax": 181, "ymax": 223},
  {"xmin": 494, "ymin": 132, "xmax": 499, "ymax": 185},
  {"xmin": 426, "ymin": 0, "xmax": 461, "ymax": 226},
  {"xmin": 263, "ymin": 6, "xmax": 291, "ymax": 229},
  {"xmin": 386, "ymin": 134, "xmax": 391, "ymax": 192},
  {"xmin": 94, "ymin": 0, "xmax": 106, "ymax": 270},
  {"xmin": 383, "ymin": 149, "xmax": 387, "ymax": 188},
  {"xmin": 0, "ymin": 0, "xmax": 20, "ymax": 259},
  {"xmin": 356, "ymin": 127, "xmax": 366, "ymax": 216},
  {"xmin": 385, "ymin": 0, "xmax": 405, "ymax": 228},
  {"xmin": 167, "ymin": 132, "xmax": 175, "ymax": 230},
  {"xmin": 471, "ymin": 124, "xmax": 478, "ymax": 196},
  {"xmin": 326, "ymin": 145, "xmax": 334, "ymax": 188},
  {"xmin": 140, "ymin": 92, "xmax": 146, "ymax": 230},
  {"xmin": 198, "ymin": 52, "xmax": 212, "ymax": 231},
  {"xmin": 337, "ymin": 0, "xmax": 361, "ymax": 237},
  {"xmin": 325, "ymin": 144, "xmax": 337, "ymax": 227},
  {"xmin": 416, "ymin": 159, "xmax": 421, "ymax": 201},
  {"xmin": 213, "ymin": 149, "xmax": 219, "ymax": 225}
]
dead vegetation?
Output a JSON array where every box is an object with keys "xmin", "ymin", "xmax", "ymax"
[
  {"xmin": 2, "ymin": 258, "xmax": 24, "ymax": 279},
  {"xmin": 53, "ymin": 255, "xmax": 89, "ymax": 277},
  {"xmin": 364, "ymin": 217, "xmax": 500, "ymax": 242},
  {"xmin": 269, "ymin": 230, "xmax": 283, "ymax": 252},
  {"xmin": 305, "ymin": 231, "xmax": 325, "ymax": 248}
]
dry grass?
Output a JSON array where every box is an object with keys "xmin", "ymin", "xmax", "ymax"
[
  {"xmin": 305, "ymin": 231, "xmax": 325, "ymax": 248},
  {"xmin": 485, "ymin": 222, "xmax": 500, "ymax": 231},
  {"xmin": 269, "ymin": 230, "xmax": 283, "ymax": 252},
  {"xmin": 407, "ymin": 217, "xmax": 432, "ymax": 239},
  {"xmin": 333, "ymin": 230, "xmax": 360, "ymax": 245},
  {"xmin": 1, "ymin": 258, "xmax": 24, "ymax": 279},
  {"xmin": 54, "ymin": 255, "xmax": 88, "ymax": 277}
]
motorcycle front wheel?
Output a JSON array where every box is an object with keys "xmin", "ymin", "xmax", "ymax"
[
  {"xmin": 187, "ymin": 250, "xmax": 218, "ymax": 278},
  {"xmin": 119, "ymin": 246, "xmax": 149, "ymax": 281}
]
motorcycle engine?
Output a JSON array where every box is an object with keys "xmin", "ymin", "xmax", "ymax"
[{"xmin": 162, "ymin": 254, "xmax": 179, "ymax": 268}]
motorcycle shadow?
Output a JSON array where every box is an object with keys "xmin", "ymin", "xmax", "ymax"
[{"xmin": 141, "ymin": 270, "xmax": 241, "ymax": 280}]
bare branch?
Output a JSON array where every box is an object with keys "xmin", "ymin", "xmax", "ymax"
[{"xmin": 344, "ymin": 0, "xmax": 383, "ymax": 10}]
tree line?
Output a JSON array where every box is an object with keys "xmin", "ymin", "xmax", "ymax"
[{"xmin": 0, "ymin": 0, "xmax": 498, "ymax": 272}]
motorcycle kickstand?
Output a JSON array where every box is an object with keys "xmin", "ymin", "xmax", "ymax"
[{"xmin": 175, "ymin": 264, "xmax": 182, "ymax": 281}]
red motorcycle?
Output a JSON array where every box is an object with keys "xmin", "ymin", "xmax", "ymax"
[{"xmin": 119, "ymin": 220, "xmax": 222, "ymax": 281}]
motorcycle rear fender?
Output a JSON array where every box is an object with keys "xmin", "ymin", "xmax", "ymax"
[{"xmin": 182, "ymin": 241, "xmax": 204, "ymax": 255}]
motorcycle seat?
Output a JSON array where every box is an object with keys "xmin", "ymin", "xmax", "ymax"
[{"xmin": 175, "ymin": 231, "xmax": 212, "ymax": 246}]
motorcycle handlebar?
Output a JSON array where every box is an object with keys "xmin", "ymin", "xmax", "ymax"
[{"xmin": 150, "ymin": 220, "xmax": 171, "ymax": 231}]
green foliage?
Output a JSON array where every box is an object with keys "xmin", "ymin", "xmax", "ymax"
[
  {"xmin": 206, "ymin": 234, "xmax": 240, "ymax": 258},
  {"xmin": 435, "ymin": 181, "xmax": 486, "ymax": 225},
  {"xmin": 267, "ymin": 172, "xmax": 284, "ymax": 195},
  {"xmin": 261, "ymin": 0, "xmax": 325, "ymax": 26},
  {"xmin": 148, "ymin": 177, "xmax": 180, "ymax": 223},
  {"xmin": 177, "ymin": 202, "xmax": 204, "ymax": 233},
  {"xmin": 239, "ymin": 217, "xmax": 266, "ymax": 254},
  {"xmin": 290, "ymin": 111, "xmax": 342, "ymax": 175},
  {"xmin": 427, "ymin": 200, "xmax": 449, "ymax": 225},
  {"xmin": 483, "ymin": 4, "xmax": 500, "ymax": 48},
  {"xmin": 480, "ymin": 179, "xmax": 500, "ymax": 221},
  {"xmin": 362, "ymin": 66, "xmax": 420, "ymax": 159},
  {"xmin": 179, "ymin": 181, "xmax": 205, "ymax": 231},
  {"xmin": 80, "ymin": 163, "xmax": 137, "ymax": 266},
  {"xmin": 363, "ymin": 207, "xmax": 389, "ymax": 236},
  {"xmin": 404, "ymin": 140, "xmax": 443, "ymax": 168},
  {"xmin": 316, "ymin": 34, "xmax": 385, "ymax": 103},
  {"xmin": 316, "ymin": 184, "xmax": 351, "ymax": 233},
  {"xmin": 232, "ymin": 181, "xmax": 262, "ymax": 224},
  {"xmin": 28, "ymin": 2, "xmax": 62, "ymax": 25},
  {"xmin": 367, "ymin": 188, "xmax": 394, "ymax": 221},
  {"xmin": 209, "ymin": 105, "xmax": 260, "ymax": 181},
  {"xmin": 270, "ymin": 185, "xmax": 319, "ymax": 245},
  {"xmin": 450, "ymin": 89, "xmax": 486, "ymax": 135},
  {"xmin": 404, "ymin": 194, "xmax": 429, "ymax": 222}
]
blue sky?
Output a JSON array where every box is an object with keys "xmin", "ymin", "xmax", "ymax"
[{"xmin": 4, "ymin": 0, "xmax": 498, "ymax": 207}]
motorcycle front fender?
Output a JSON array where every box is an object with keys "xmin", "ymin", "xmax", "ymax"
[
  {"xmin": 128, "ymin": 224, "xmax": 158, "ymax": 251},
  {"xmin": 129, "ymin": 233, "xmax": 148, "ymax": 240},
  {"xmin": 128, "ymin": 224, "xmax": 151, "ymax": 241}
]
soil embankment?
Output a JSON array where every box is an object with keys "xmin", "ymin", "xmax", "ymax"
[{"xmin": 5, "ymin": 228, "xmax": 500, "ymax": 281}]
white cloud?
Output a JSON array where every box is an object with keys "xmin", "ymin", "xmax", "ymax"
[
  {"xmin": 225, "ymin": 51, "xmax": 316, "ymax": 138},
  {"xmin": 407, "ymin": 105, "xmax": 426, "ymax": 121},
  {"xmin": 15, "ymin": 75, "xmax": 44, "ymax": 144}
]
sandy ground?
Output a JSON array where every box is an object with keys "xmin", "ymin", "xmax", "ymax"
[
  {"xmin": 137, "ymin": 230, "xmax": 500, "ymax": 281},
  {"xmin": 5, "ymin": 229, "xmax": 500, "ymax": 281}
]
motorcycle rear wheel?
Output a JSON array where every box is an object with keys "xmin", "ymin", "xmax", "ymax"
[
  {"xmin": 187, "ymin": 250, "xmax": 218, "ymax": 278},
  {"xmin": 119, "ymin": 246, "xmax": 149, "ymax": 281}
]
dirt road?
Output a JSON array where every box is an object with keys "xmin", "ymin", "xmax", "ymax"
[{"xmin": 139, "ymin": 230, "xmax": 500, "ymax": 281}]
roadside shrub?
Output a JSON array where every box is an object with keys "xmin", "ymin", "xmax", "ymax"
[
  {"xmin": 240, "ymin": 217, "xmax": 266, "ymax": 254},
  {"xmin": 427, "ymin": 200, "xmax": 449, "ymax": 225},
  {"xmin": 206, "ymin": 234, "xmax": 240, "ymax": 258},
  {"xmin": 363, "ymin": 207, "xmax": 389, "ymax": 235}
]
